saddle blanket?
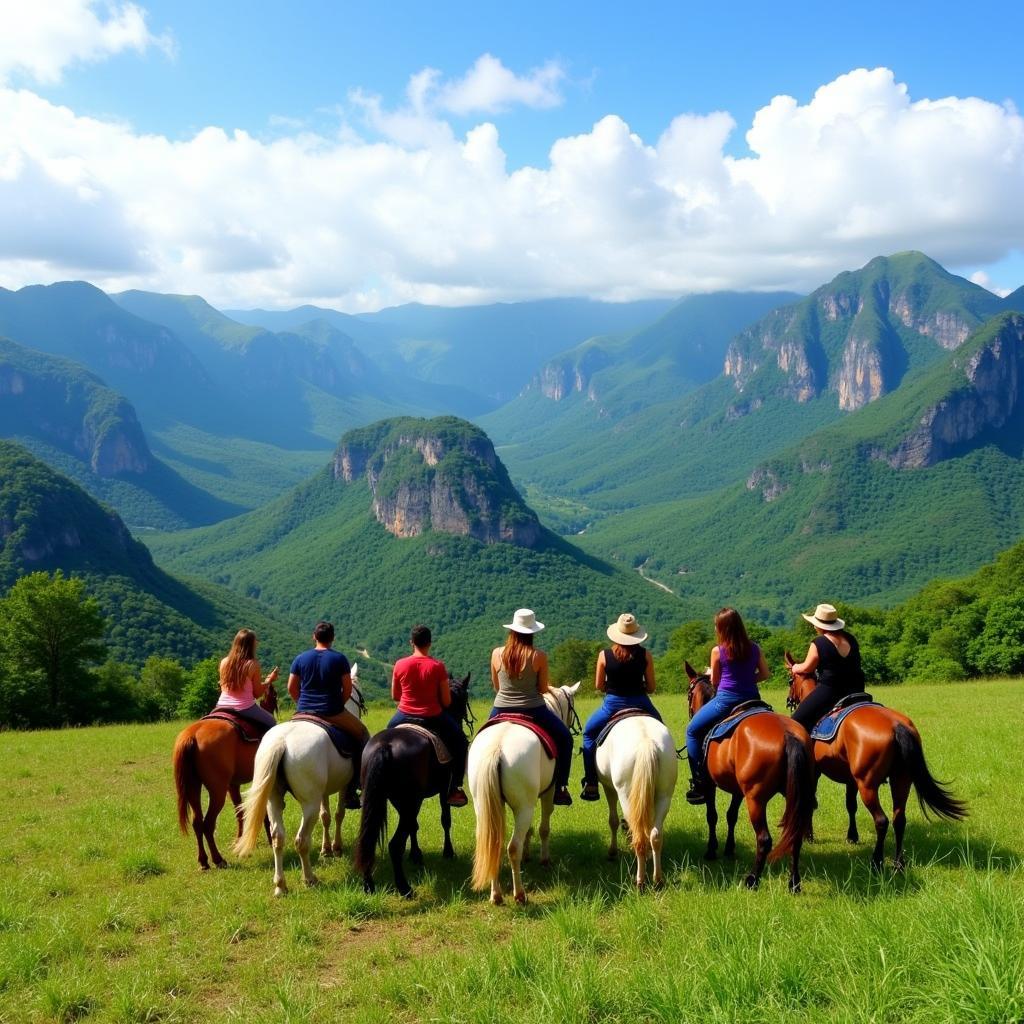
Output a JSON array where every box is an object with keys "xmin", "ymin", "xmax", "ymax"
[
  {"xmin": 811, "ymin": 695, "xmax": 880, "ymax": 743},
  {"xmin": 596, "ymin": 709, "xmax": 656, "ymax": 747},
  {"xmin": 701, "ymin": 701, "xmax": 774, "ymax": 761},
  {"xmin": 291, "ymin": 713, "xmax": 357, "ymax": 759},
  {"xmin": 479, "ymin": 713, "xmax": 557, "ymax": 760},
  {"xmin": 393, "ymin": 722, "xmax": 452, "ymax": 764},
  {"xmin": 201, "ymin": 708, "xmax": 268, "ymax": 743}
]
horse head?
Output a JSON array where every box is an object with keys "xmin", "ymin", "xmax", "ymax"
[
  {"xmin": 683, "ymin": 661, "xmax": 713, "ymax": 719},
  {"xmin": 448, "ymin": 672, "xmax": 474, "ymax": 736},
  {"xmin": 261, "ymin": 682, "xmax": 279, "ymax": 717},
  {"xmin": 784, "ymin": 651, "xmax": 813, "ymax": 711},
  {"xmin": 547, "ymin": 681, "xmax": 582, "ymax": 735},
  {"xmin": 348, "ymin": 663, "xmax": 367, "ymax": 719}
]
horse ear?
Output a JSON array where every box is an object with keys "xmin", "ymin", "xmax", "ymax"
[
  {"xmin": 462, "ymin": 671, "xmax": 471, "ymax": 688},
  {"xmin": 784, "ymin": 651, "xmax": 794, "ymax": 666},
  {"xmin": 683, "ymin": 661, "xmax": 697, "ymax": 680},
  {"xmin": 351, "ymin": 662, "xmax": 359, "ymax": 676},
  {"xmin": 567, "ymin": 680, "xmax": 582, "ymax": 695}
]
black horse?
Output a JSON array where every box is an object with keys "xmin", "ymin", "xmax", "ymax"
[{"xmin": 355, "ymin": 673, "xmax": 473, "ymax": 896}]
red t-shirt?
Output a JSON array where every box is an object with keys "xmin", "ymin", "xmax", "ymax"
[{"xmin": 393, "ymin": 654, "xmax": 448, "ymax": 716}]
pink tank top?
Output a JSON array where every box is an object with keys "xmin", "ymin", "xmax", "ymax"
[{"xmin": 217, "ymin": 661, "xmax": 256, "ymax": 709}]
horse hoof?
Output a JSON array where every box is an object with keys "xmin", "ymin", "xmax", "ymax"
[
  {"xmin": 410, "ymin": 853, "xmax": 424, "ymax": 868},
  {"xmin": 443, "ymin": 847, "xmax": 455, "ymax": 860},
  {"xmin": 724, "ymin": 849, "xmax": 736, "ymax": 860},
  {"xmin": 870, "ymin": 860, "xmax": 883, "ymax": 873},
  {"xmin": 332, "ymin": 844, "xmax": 343, "ymax": 856},
  {"xmin": 198, "ymin": 863, "xmax": 210, "ymax": 872},
  {"xmin": 704, "ymin": 850, "xmax": 717, "ymax": 862},
  {"xmin": 743, "ymin": 874, "xmax": 758, "ymax": 890},
  {"xmin": 653, "ymin": 878, "xmax": 666, "ymax": 891},
  {"xmin": 213, "ymin": 860, "xmax": 228, "ymax": 870},
  {"xmin": 305, "ymin": 875, "xmax": 320, "ymax": 888},
  {"xmin": 273, "ymin": 886, "xmax": 288, "ymax": 898},
  {"xmin": 893, "ymin": 859, "xmax": 906, "ymax": 874},
  {"xmin": 514, "ymin": 892, "xmax": 527, "ymax": 905},
  {"xmin": 399, "ymin": 888, "xmax": 415, "ymax": 901},
  {"xmin": 491, "ymin": 894, "xmax": 503, "ymax": 906},
  {"xmin": 847, "ymin": 836, "xmax": 859, "ymax": 845},
  {"xmin": 607, "ymin": 849, "xmax": 617, "ymax": 862},
  {"xmin": 363, "ymin": 880, "xmax": 375, "ymax": 894},
  {"xmin": 789, "ymin": 879, "xmax": 802, "ymax": 895},
  {"xmin": 540, "ymin": 858, "xmax": 551, "ymax": 869},
  {"xmin": 320, "ymin": 848, "xmax": 333, "ymax": 859}
]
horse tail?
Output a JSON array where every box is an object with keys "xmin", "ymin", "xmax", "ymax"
[
  {"xmin": 893, "ymin": 723, "xmax": 968, "ymax": 821},
  {"xmin": 234, "ymin": 730, "xmax": 287, "ymax": 857},
  {"xmin": 354, "ymin": 741, "xmax": 391, "ymax": 876},
  {"xmin": 172, "ymin": 730, "xmax": 199, "ymax": 834},
  {"xmin": 625, "ymin": 735, "xmax": 657, "ymax": 860},
  {"xmin": 470, "ymin": 742, "xmax": 505, "ymax": 892},
  {"xmin": 772, "ymin": 731, "xmax": 815, "ymax": 862}
]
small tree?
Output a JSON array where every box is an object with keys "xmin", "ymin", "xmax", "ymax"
[
  {"xmin": 0, "ymin": 571, "xmax": 106, "ymax": 727},
  {"xmin": 176, "ymin": 657, "xmax": 221, "ymax": 720},
  {"xmin": 140, "ymin": 656, "xmax": 187, "ymax": 719},
  {"xmin": 550, "ymin": 638, "xmax": 602, "ymax": 685}
]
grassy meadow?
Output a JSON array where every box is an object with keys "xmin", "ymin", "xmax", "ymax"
[{"xmin": 1, "ymin": 679, "xmax": 1022, "ymax": 1023}]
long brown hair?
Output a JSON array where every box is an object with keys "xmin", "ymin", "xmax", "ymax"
[
  {"xmin": 502, "ymin": 631, "xmax": 535, "ymax": 679},
  {"xmin": 612, "ymin": 643, "xmax": 643, "ymax": 664},
  {"xmin": 715, "ymin": 608, "xmax": 751, "ymax": 663},
  {"xmin": 221, "ymin": 628, "xmax": 258, "ymax": 692}
]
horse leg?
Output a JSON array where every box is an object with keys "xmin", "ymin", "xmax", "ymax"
[
  {"xmin": 229, "ymin": 783, "xmax": 245, "ymax": 839},
  {"xmin": 295, "ymin": 800, "xmax": 322, "ymax": 887},
  {"xmin": 508, "ymin": 804, "xmax": 534, "ymax": 904},
  {"xmin": 408, "ymin": 813, "xmax": 424, "ymax": 868},
  {"xmin": 319, "ymin": 797, "xmax": 333, "ymax": 857},
  {"xmin": 333, "ymin": 802, "xmax": 346, "ymax": 855},
  {"xmin": 538, "ymin": 790, "xmax": 554, "ymax": 868},
  {"xmin": 890, "ymin": 772, "xmax": 912, "ymax": 873},
  {"xmin": 268, "ymin": 790, "xmax": 288, "ymax": 897},
  {"xmin": 651, "ymin": 795, "xmax": 672, "ymax": 889},
  {"xmin": 723, "ymin": 791, "xmax": 742, "ymax": 858},
  {"xmin": 440, "ymin": 799, "xmax": 454, "ymax": 859},
  {"xmin": 605, "ymin": 784, "xmax": 619, "ymax": 861},
  {"xmin": 187, "ymin": 783, "xmax": 209, "ymax": 870},
  {"xmin": 858, "ymin": 782, "xmax": 889, "ymax": 871},
  {"xmin": 704, "ymin": 788, "xmax": 719, "ymax": 861},
  {"xmin": 389, "ymin": 803, "xmax": 420, "ymax": 898},
  {"xmin": 845, "ymin": 782, "xmax": 860, "ymax": 844},
  {"xmin": 743, "ymin": 793, "xmax": 772, "ymax": 889},
  {"xmin": 523, "ymin": 826, "xmax": 533, "ymax": 864},
  {"xmin": 202, "ymin": 784, "xmax": 229, "ymax": 868}
]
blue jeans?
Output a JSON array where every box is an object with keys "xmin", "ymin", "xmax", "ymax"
[
  {"xmin": 387, "ymin": 709, "xmax": 468, "ymax": 785},
  {"xmin": 488, "ymin": 705, "xmax": 573, "ymax": 787},
  {"xmin": 582, "ymin": 694, "xmax": 662, "ymax": 785},
  {"xmin": 685, "ymin": 692, "xmax": 750, "ymax": 763}
]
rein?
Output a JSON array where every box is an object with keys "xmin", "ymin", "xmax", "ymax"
[
  {"xmin": 349, "ymin": 681, "xmax": 368, "ymax": 717},
  {"xmin": 450, "ymin": 675, "xmax": 476, "ymax": 738}
]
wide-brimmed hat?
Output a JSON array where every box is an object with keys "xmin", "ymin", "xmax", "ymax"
[
  {"xmin": 607, "ymin": 612, "xmax": 648, "ymax": 645},
  {"xmin": 802, "ymin": 603, "xmax": 845, "ymax": 631},
  {"xmin": 503, "ymin": 608, "xmax": 545, "ymax": 634}
]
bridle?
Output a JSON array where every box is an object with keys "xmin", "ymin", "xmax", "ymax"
[
  {"xmin": 550, "ymin": 685, "xmax": 582, "ymax": 736},
  {"xmin": 785, "ymin": 671, "xmax": 812, "ymax": 712},
  {"xmin": 449, "ymin": 674, "xmax": 476, "ymax": 737},
  {"xmin": 349, "ymin": 680, "xmax": 367, "ymax": 717},
  {"xmin": 686, "ymin": 674, "xmax": 713, "ymax": 720}
]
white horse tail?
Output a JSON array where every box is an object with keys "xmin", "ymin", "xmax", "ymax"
[
  {"xmin": 234, "ymin": 729, "xmax": 287, "ymax": 858},
  {"xmin": 626, "ymin": 735, "xmax": 658, "ymax": 860},
  {"xmin": 471, "ymin": 742, "xmax": 505, "ymax": 891}
]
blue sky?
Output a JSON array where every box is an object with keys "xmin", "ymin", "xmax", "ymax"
[{"xmin": 1, "ymin": 0, "xmax": 1022, "ymax": 307}]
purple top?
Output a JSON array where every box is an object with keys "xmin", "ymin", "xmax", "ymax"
[{"xmin": 717, "ymin": 643, "xmax": 761, "ymax": 699}]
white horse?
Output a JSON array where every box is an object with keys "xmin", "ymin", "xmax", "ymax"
[
  {"xmin": 468, "ymin": 682, "xmax": 581, "ymax": 905},
  {"xmin": 596, "ymin": 714, "xmax": 678, "ymax": 887},
  {"xmin": 234, "ymin": 668, "xmax": 364, "ymax": 896}
]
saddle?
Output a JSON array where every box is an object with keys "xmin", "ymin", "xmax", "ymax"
[
  {"xmin": 291, "ymin": 713, "xmax": 357, "ymax": 759},
  {"xmin": 596, "ymin": 708, "xmax": 656, "ymax": 747},
  {"xmin": 201, "ymin": 708, "xmax": 271, "ymax": 743},
  {"xmin": 393, "ymin": 722, "xmax": 453, "ymax": 764},
  {"xmin": 810, "ymin": 693, "xmax": 880, "ymax": 742},
  {"xmin": 701, "ymin": 700, "xmax": 774, "ymax": 761},
  {"xmin": 478, "ymin": 713, "xmax": 557, "ymax": 760}
]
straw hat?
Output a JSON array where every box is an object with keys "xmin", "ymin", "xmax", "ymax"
[
  {"xmin": 606, "ymin": 612, "xmax": 648, "ymax": 645},
  {"xmin": 503, "ymin": 608, "xmax": 545, "ymax": 634},
  {"xmin": 802, "ymin": 603, "xmax": 845, "ymax": 631}
]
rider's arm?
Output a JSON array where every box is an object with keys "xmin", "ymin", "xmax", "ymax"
[
  {"xmin": 790, "ymin": 642, "xmax": 819, "ymax": 677},
  {"xmin": 644, "ymin": 650, "xmax": 657, "ymax": 694},
  {"xmin": 391, "ymin": 665, "xmax": 401, "ymax": 703},
  {"xmin": 250, "ymin": 660, "xmax": 267, "ymax": 699},
  {"xmin": 438, "ymin": 666, "xmax": 452, "ymax": 709},
  {"xmin": 490, "ymin": 649, "xmax": 501, "ymax": 692},
  {"xmin": 341, "ymin": 671, "xmax": 352, "ymax": 704},
  {"xmin": 287, "ymin": 673, "xmax": 301, "ymax": 702},
  {"xmin": 755, "ymin": 650, "xmax": 770, "ymax": 683},
  {"xmin": 709, "ymin": 645, "xmax": 722, "ymax": 686},
  {"xmin": 535, "ymin": 651, "xmax": 551, "ymax": 694},
  {"xmin": 594, "ymin": 650, "xmax": 606, "ymax": 692}
]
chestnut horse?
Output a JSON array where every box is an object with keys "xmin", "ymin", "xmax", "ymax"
[
  {"xmin": 685, "ymin": 663, "xmax": 814, "ymax": 892},
  {"xmin": 172, "ymin": 684, "xmax": 278, "ymax": 870},
  {"xmin": 785, "ymin": 656, "xmax": 967, "ymax": 870}
]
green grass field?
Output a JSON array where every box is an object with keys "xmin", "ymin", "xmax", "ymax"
[{"xmin": 2, "ymin": 680, "xmax": 1022, "ymax": 1023}]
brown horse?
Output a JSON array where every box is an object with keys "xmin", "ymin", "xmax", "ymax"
[
  {"xmin": 172, "ymin": 685, "xmax": 278, "ymax": 869},
  {"xmin": 785, "ymin": 655, "xmax": 968, "ymax": 870},
  {"xmin": 685, "ymin": 663, "xmax": 815, "ymax": 892}
]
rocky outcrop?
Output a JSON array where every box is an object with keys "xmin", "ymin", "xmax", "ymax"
[
  {"xmin": 890, "ymin": 295, "xmax": 971, "ymax": 350},
  {"xmin": 837, "ymin": 334, "xmax": 886, "ymax": 411},
  {"xmin": 535, "ymin": 347, "xmax": 611, "ymax": 401},
  {"xmin": 886, "ymin": 315, "xmax": 1024, "ymax": 468},
  {"xmin": 746, "ymin": 466, "xmax": 788, "ymax": 503},
  {"xmin": 332, "ymin": 417, "xmax": 542, "ymax": 547}
]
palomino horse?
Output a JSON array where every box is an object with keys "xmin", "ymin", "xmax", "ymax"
[
  {"xmin": 596, "ymin": 714, "xmax": 678, "ymax": 888},
  {"xmin": 685, "ymin": 663, "xmax": 814, "ymax": 892},
  {"xmin": 355, "ymin": 674, "xmax": 473, "ymax": 897},
  {"xmin": 785, "ymin": 655, "xmax": 968, "ymax": 870},
  {"xmin": 172, "ymin": 683, "xmax": 278, "ymax": 870},
  {"xmin": 469, "ymin": 682, "xmax": 582, "ymax": 905},
  {"xmin": 233, "ymin": 681, "xmax": 366, "ymax": 896}
]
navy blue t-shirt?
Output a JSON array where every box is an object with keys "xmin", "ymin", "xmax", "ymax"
[{"xmin": 290, "ymin": 648, "xmax": 350, "ymax": 715}]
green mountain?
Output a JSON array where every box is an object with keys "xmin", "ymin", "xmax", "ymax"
[
  {"xmin": 577, "ymin": 312, "xmax": 1024, "ymax": 620},
  {"xmin": 145, "ymin": 416, "xmax": 699, "ymax": 678},
  {"xmin": 0, "ymin": 440, "xmax": 304, "ymax": 668},
  {"xmin": 0, "ymin": 336, "xmax": 238, "ymax": 529}
]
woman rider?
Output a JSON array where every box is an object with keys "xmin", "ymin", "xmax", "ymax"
[
  {"xmin": 215, "ymin": 628, "xmax": 278, "ymax": 729},
  {"xmin": 789, "ymin": 603, "xmax": 866, "ymax": 731},
  {"xmin": 685, "ymin": 607, "xmax": 769, "ymax": 805},
  {"xmin": 580, "ymin": 612, "xmax": 662, "ymax": 801},
  {"xmin": 489, "ymin": 608, "xmax": 574, "ymax": 806}
]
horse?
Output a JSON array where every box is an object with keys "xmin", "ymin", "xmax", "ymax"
[
  {"xmin": 468, "ymin": 682, "xmax": 582, "ymax": 905},
  {"xmin": 596, "ymin": 714, "xmax": 678, "ymax": 888},
  {"xmin": 172, "ymin": 683, "xmax": 279, "ymax": 870},
  {"xmin": 233, "ymin": 677, "xmax": 367, "ymax": 896},
  {"xmin": 316, "ymin": 670, "xmax": 366, "ymax": 859},
  {"xmin": 785, "ymin": 655, "xmax": 968, "ymax": 870},
  {"xmin": 685, "ymin": 663, "xmax": 815, "ymax": 892},
  {"xmin": 354, "ymin": 673, "xmax": 473, "ymax": 897}
]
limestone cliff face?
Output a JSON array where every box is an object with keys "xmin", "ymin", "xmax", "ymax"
[
  {"xmin": 725, "ymin": 310, "xmax": 819, "ymax": 402},
  {"xmin": 886, "ymin": 315, "xmax": 1024, "ymax": 468},
  {"xmin": 889, "ymin": 294, "xmax": 971, "ymax": 350},
  {"xmin": 837, "ymin": 333, "xmax": 886, "ymax": 411},
  {"xmin": 332, "ymin": 418, "xmax": 542, "ymax": 547},
  {"xmin": 746, "ymin": 466, "xmax": 787, "ymax": 502},
  {"xmin": 535, "ymin": 347, "xmax": 611, "ymax": 401}
]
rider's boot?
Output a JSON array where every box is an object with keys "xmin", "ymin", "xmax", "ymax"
[{"xmin": 685, "ymin": 755, "xmax": 708, "ymax": 805}]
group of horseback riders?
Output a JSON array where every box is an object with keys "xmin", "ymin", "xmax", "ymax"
[{"xmin": 213, "ymin": 601, "xmax": 865, "ymax": 809}]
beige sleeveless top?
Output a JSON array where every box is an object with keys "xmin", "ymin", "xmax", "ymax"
[{"xmin": 493, "ymin": 654, "xmax": 544, "ymax": 709}]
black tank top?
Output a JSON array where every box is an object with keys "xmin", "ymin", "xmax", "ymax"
[
  {"xmin": 603, "ymin": 647, "xmax": 647, "ymax": 697},
  {"xmin": 813, "ymin": 633, "xmax": 864, "ymax": 694}
]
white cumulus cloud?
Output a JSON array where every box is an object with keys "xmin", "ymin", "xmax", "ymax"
[
  {"xmin": 0, "ymin": 65, "xmax": 1021, "ymax": 308},
  {"xmin": 0, "ymin": 0, "xmax": 172, "ymax": 85}
]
